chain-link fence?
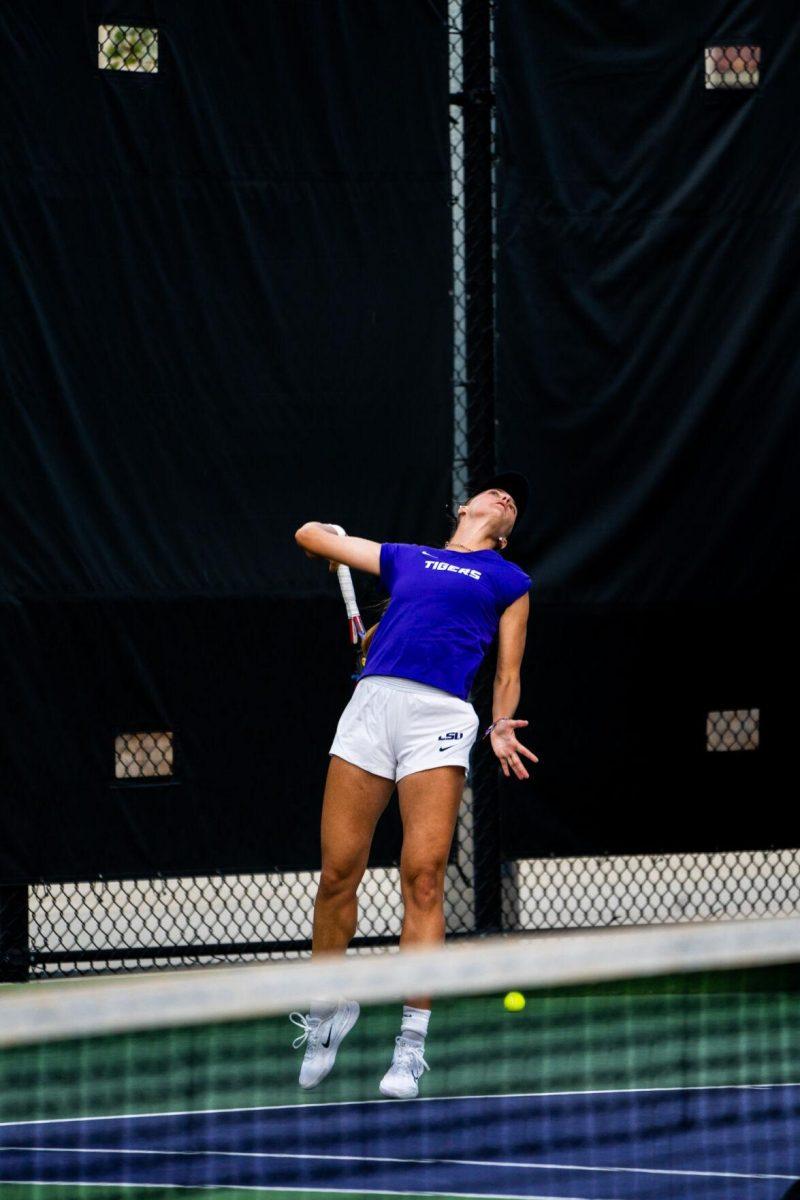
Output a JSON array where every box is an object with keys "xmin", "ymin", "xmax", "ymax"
[
  {"xmin": 25, "ymin": 794, "xmax": 478, "ymax": 975},
  {"xmin": 98, "ymin": 24, "xmax": 159, "ymax": 73},
  {"xmin": 704, "ymin": 44, "xmax": 760, "ymax": 90},
  {"xmin": 1, "ymin": 11, "xmax": 795, "ymax": 980},
  {"xmin": 503, "ymin": 849, "xmax": 800, "ymax": 931}
]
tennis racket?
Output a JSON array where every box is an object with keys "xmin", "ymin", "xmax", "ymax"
[{"xmin": 327, "ymin": 524, "xmax": 367, "ymax": 678}]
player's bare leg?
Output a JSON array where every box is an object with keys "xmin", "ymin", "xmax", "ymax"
[
  {"xmin": 292, "ymin": 755, "xmax": 395, "ymax": 1090},
  {"xmin": 312, "ymin": 754, "xmax": 395, "ymax": 954},
  {"xmin": 396, "ymin": 763, "xmax": 465, "ymax": 1000},
  {"xmin": 378, "ymin": 763, "xmax": 465, "ymax": 1098}
]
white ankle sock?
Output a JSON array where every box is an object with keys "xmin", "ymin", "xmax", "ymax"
[{"xmin": 400, "ymin": 1004, "xmax": 430, "ymax": 1046}]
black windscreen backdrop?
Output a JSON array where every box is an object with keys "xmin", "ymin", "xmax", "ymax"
[
  {"xmin": 3, "ymin": 0, "xmax": 799, "ymax": 888},
  {"xmin": 0, "ymin": 2, "xmax": 451, "ymax": 883},
  {"xmin": 496, "ymin": 0, "xmax": 800, "ymax": 858}
]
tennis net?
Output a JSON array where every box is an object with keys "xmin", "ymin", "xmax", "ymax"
[{"xmin": 1, "ymin": 915, "xmax": 800, "ymax": 1199}]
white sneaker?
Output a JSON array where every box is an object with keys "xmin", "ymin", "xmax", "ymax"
[
  {"xmin": 379, "ymin": 1035, "xmax": 430, "ymax": 1099},
  {"xmin": 290, "ymin": 1000, "xmax": 360, "ymax": 1089}
]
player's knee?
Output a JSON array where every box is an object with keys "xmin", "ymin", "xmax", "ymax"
[
  {"xmin": 402, "ymin": 864, "xmax": 443, "ymax": 912},
  {"xmin": 318, "ymin": 862, "xmax": 360, "ymax": 902}
]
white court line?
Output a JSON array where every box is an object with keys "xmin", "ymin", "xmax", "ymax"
[
  {"xmin": 1, "ymin": 1079, "xmax": 798, "ymax": 1128},
  {"xmin": 1, "ymin": 1145, "xmax": 795, "ymax": 1184}
]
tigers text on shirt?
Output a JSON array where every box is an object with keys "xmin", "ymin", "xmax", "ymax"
[
  {"xmin": 422, "ymin": 555, "xmax": 482, "ymax": 580},
  {"xmin": 358, "ymin": 543, "xmax": 531, "ymax": 701}
]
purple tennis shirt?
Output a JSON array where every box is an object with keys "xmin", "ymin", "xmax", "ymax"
[{"xmin": 357, "ymin": 543, "xmax": 532, "ymax": 701}]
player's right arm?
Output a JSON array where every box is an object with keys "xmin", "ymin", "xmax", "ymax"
[{"xmin": 295, "ymin": 522, "xmax": 382, "ymax": 577}]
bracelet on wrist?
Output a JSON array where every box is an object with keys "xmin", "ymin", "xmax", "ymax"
[{"xmin": 482, "ymin": 716, "xmax": 512, "ymax": 740}]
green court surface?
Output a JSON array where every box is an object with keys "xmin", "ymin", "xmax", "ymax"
[
  {"xmin": 1, "ymin": 967, "xmax": 798, "ymax": 1200},
  {"xmin": 2, "ymin": 967, "xmax": 799, "ymax": 1126}
]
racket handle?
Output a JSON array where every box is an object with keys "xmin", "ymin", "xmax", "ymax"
[
  {"xmin": 338, "ymin": 567, "xmax": 360, "ymax": 622},
  {"xmin": 329, "ymin": 525, "xmax": 366, "ymax": 642}
]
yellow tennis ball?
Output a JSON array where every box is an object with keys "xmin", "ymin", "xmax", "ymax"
[{"xmin": 504, "ymin": 990, "xmax": 525, "ymax": 1012}]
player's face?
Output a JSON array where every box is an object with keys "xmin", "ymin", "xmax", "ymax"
[{"xmin": 475, "ymin": 488, "xmax": 517, "ymax": 534}]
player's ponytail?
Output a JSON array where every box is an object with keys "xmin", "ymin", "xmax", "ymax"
[{"xmin": 359, "ymin": 596, "xmax": 391, "ymax": 668}]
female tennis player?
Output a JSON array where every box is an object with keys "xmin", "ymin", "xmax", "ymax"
[{"xmin": 290, "ymin": 471, "xmax": 537, "ymax": 1098}]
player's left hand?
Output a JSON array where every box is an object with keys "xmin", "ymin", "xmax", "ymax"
[{"xmin": 490, "ymin": 719, "xmax": 538, "ymax": 780}]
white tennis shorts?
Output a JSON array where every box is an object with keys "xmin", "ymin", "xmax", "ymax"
[{"xmin": 329, "ymin": 674, "xmax": 481, "ymax": 783}]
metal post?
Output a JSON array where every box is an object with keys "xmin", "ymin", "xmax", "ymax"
[{"xmin": 460, "ymin": 0, "xmax": 502, "ymax": 932}]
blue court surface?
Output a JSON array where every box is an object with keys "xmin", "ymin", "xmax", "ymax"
[{"xmin": 1, "ymin": 1082, "xmax": 799, "ymax": 1198}]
